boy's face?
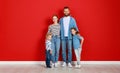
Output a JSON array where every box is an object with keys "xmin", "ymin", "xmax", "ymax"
[
  {"xmin": 47, "ymin": 35, "xmax": 52, "ymax": 40},
  {"xmin": 71, "ymin": 29, "xmax": 76, "ymax": 35}
]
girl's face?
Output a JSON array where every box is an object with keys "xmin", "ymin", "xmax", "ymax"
[
  {"xmin": 52, "ymin": 16, "xmax": 58, "ymax": 23},
  {"xmin": 71, "ymin": 29, "xmax": 76, "ymax": 35}
]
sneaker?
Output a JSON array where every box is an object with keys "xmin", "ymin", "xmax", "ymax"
[
  {"xmin": 78, "ymin": 65, "xmax": 82, "ymax": 68},
  {"xmin": 68, "ymin": 63, "xmax": 72, "ymax": 68},
  {"xmin": 55, "ymin": 63, "xmax": 58, "ymax": 67},
  {"xmin": 75, "ymin": 64, "xmax": 78, "ymax": 68},
  {"xmin": 62, "ymin": 62, "xmax": 66, "ymax": 67},
  {"xmin": 46, "ymin": 66, "xmax": 52, "ymax": 68},
  {"xmin": 51, "ymin": 63, "xmax": 55, "ymax": 68}
]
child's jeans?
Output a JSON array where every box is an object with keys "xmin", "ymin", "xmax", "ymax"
[
  {"xmin": 74, "ymin": 47, "xmax": 82, "ymax": 65},
  {"xmin": 46, "ymin": 50, "xmax": 51, "ymax": 67},
  {"xmin": 51, "ymin": 35, "xmax": 60, "ymax": 63}
]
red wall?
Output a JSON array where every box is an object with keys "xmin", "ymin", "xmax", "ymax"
[{"xmin": 0, "ymin": 0, "xmax": 120, "ymax": 61}]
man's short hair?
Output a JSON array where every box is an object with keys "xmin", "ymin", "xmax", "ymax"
[{"xmin": 64, "ymin": 6, "xmax": 70, "ymax": 10}]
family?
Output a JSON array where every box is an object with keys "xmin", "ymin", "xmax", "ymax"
[{"xmin": 45, "ymin": 6, "xmax": 84, "ymax": 68}]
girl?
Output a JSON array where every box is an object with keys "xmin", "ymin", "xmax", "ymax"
[
  {"xmin": 71, "ymin": 27, "xmax": 84, "ymax": 68},
  {"xmin": 47, "ymin": 15, "xmax": 60, "ymax": 67}
]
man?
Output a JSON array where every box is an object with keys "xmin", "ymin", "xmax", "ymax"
[{"xmin": 59, "ymin": 6, "xmax": 79, "ymax": 67}]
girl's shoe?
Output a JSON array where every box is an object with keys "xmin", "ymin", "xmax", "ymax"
[
  {"xmin": 75, "ymin": 64, "xmax": 78, "ymax": 68},
  {"xmin": 78, "ymin": 65, "xmax": 82, "ymax": 68}
]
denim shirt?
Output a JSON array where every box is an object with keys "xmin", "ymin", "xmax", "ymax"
[
  {"xmin": 59, "ymin": 16, "xmax": 79, "ymax": 40},
  {"xmin": 72, "ymin": 35, "xmax": 82, "ymax": 49}
]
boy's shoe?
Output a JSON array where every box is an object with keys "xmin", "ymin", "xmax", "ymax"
[
  {"xmin": 62, "ymin": 62, "xmax": 66, "ymax": 67},
  {"xmin": 55, "ymin": 63, "xmax": 58, "ymax": 67},
  {"xmin": 46, "ymin": 66, "xmax": 52, "ymax": 68},
  {"xmin": 68, "ymin": 63, "xmax": 72, "ymax": 68}
]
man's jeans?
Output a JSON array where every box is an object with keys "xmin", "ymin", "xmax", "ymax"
[
  {"xmin": 46, "ymin": 50, "xmax": 51, "ymax": 67},
  {"xmin": 62, "ymin": 37, "xmax": 72, "ymax": 63},
  {"xmin": 51, "ymin": 35, "xmax": 60, "ymax": 63}
]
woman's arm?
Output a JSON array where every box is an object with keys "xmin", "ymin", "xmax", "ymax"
[{"xmin": 47, "ymin": 25, "xmax": 51, "ymax": 33}]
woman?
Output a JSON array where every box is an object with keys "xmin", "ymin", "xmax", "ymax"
[{"xmin": 47, "ymin": 15, "xmax": 60, "ymax": 67}]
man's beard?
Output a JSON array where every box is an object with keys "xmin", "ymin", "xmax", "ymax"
[{"xmin": 64, "ymin": 14, "xmax": 70, "ymax": 17}]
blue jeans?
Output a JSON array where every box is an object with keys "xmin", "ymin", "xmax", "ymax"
[
  {"xmin": 46, "ymin": 50, "xmax": 51, "ymax": 67},
  {"xmin": 62, "ymin": 37, "xmax": 72, "ymax": 63},
  {"xmin": 51, "ymin": 35, "xmax": 60, "ymax": 63},
  {"xmin": 74, "ymin": 48, "xmax": 82, "ymax": 65}
]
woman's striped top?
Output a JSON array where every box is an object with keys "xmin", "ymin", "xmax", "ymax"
[{"xmin": 48, "ymin": 24, "xmax": 60, "ymax": 36}]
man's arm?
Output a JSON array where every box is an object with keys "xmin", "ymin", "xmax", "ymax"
[
  {"xmin": 72, "ymin": 17, "xmax": 82, "ymax": 37},
  {"xmin": 72, "ymin": 18, "xmax": 79, "ymax": 31}
]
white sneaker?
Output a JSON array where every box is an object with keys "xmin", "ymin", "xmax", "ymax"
[
  {"xmin": 51, "ymin": 63, "xmax": 55, "ymax": 68},
  {"xmin": 78, "ymin": 65, "xmax": 82, "ymax": 68},
  {"xmin": 62, "ymin": 62, "xmax": 66, "ymax": 67},
  {"xmin": 68, "ymin": 63, "xmax": 72, "ymax": 68},
  {"xmin": 55, "ymin": 63, "xmax": 58, "ymax": 67},
  {"xmin": 75, "ymin": 64, "xmax": 78, "ymax": 68}
]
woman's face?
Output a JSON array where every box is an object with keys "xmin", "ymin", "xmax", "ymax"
[{"xmin": 52, "ymin": 16, "xmax": 58, "ymax": 23}]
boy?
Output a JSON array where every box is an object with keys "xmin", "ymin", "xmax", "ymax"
[{"xmin": 45, "ymin": 33, "xmax": 52, "ymax": 68}]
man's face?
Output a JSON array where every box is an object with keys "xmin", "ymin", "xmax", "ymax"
[{"xmin": 64, "ymin": 8, "xmax": 70, "ymax": 16}]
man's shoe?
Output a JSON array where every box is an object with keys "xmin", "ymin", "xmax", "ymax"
[
  {"xmin": 68, "ymin": 63, "xmax": 72, "ymax": 68},
  {"xmin": 62, "ymin": 62, "xmax": 66, "ymax": 67}
]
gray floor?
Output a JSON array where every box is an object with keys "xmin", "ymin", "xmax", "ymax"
[{"xmin": 0, "ymin": 64, "xmax": 120, "ymax": 73}]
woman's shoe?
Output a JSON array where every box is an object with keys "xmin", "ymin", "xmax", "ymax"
[
  {"xmin": 51, "ymin": 63, "xmax": 55, "ymax": 68},
  {"xmin": 55, "ymin": 63, "xmax": 58, "ymax": 67}
]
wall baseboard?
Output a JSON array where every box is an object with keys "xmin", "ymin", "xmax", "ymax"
[{"xmin": 0, "ymin": 61, "xmax": 120, "ymax": 65}]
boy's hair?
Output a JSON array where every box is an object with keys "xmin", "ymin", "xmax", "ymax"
[
  {"xmin": 71, "ymin": 27, "xmax": 79, "ymax": 34},
  {"xmin": 46, "ymin": 33, "xmax": 52, "ymax": 39}
]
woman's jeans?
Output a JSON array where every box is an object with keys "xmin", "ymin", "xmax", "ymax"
[
  {"xmin": 61, "ymin": 37, "xmax": 72, "ymax": 63},
  {"xmin": 51, "ymin": 35, "xmax": 60, "ymax": 63},
  {"xmin": 74, "ymin": 47, "xmax": 82, "ymax": 65}
]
